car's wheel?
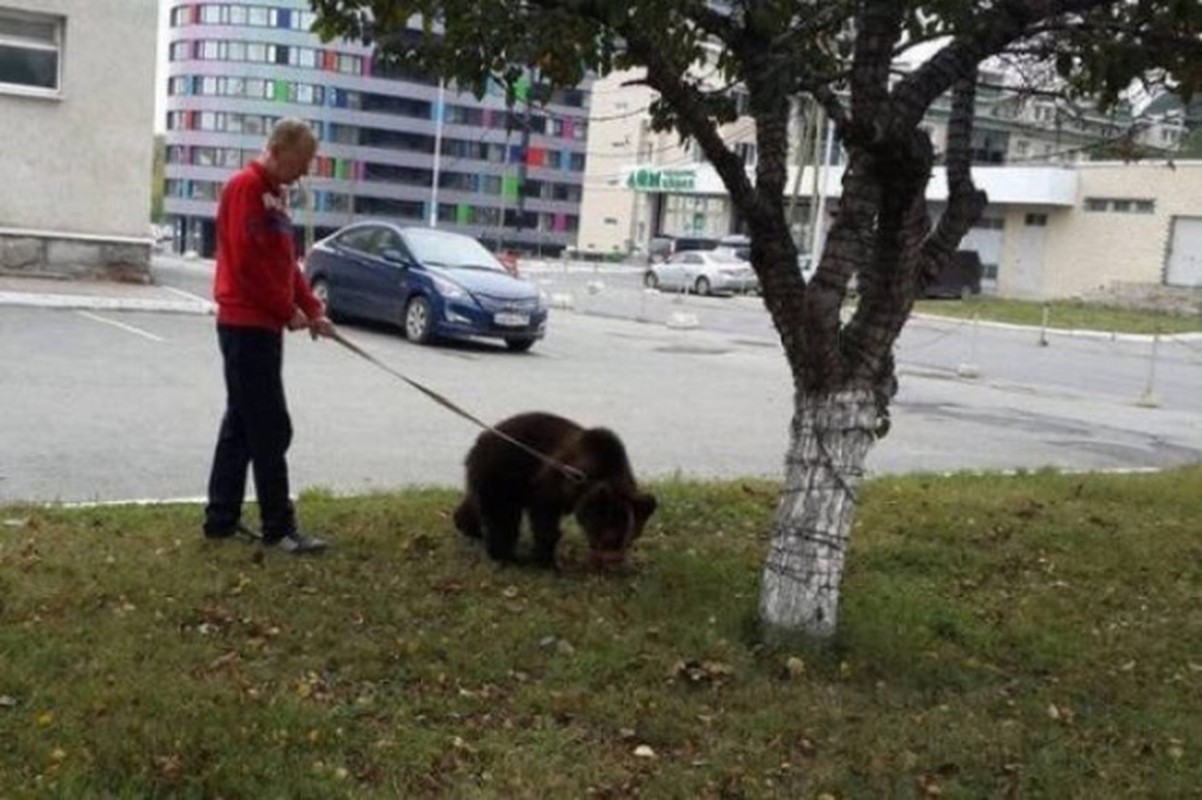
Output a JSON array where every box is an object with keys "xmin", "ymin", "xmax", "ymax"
[
  {"xmin": 404, "ymin": 295, "xmax": 434, "ymax": 344},
  {"xmin": 505, "ymin": 338, "xmax": 535, "ymax": 353},
  {"xmin": 310, "ymin": 278, "xmax": 337, "ymax": 321},
  {"xmin": 694, "ymin": 276, "xmax": 712, "ymax": 296},
  {"xmin": 643, "ymin": 271, "xmax": 659, "ymax": 290}
]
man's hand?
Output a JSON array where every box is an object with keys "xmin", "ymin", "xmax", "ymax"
[
  {"xmin": 287, "ymin": 309, "xmax": 310, "ymax": 331},
  {"xmin": 308, "ymin": 315, "xmax": 336, "ymax": 340}
]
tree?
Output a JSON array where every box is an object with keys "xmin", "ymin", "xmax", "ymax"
[
  {"xmin": 310, "ymin": 0, "xmax": 1202, "ymax": 639},
  {"xmin": 151, "ymin": 134, "xmax": 166, "ymax": 223}
]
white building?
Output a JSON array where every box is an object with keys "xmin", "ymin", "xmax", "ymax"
[
  {"xmin": 577, "ymin": 68, "xmax": 1199, "ymax": 301},
  {"xmin": 0, "ymin": 1, "xmax": 157, "ymax": 279}
]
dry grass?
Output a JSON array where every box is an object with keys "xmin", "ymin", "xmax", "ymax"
[{"xmin": 2, "ymin": 468, "xmax": 1200, "ymax": 797}]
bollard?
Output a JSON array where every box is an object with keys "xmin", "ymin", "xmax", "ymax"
[
  {"xmin": 1039, "ymin": 304, "xmax": 1050, "ymax": 347},
  {"xmin": 637, "ymin": 287, "xmax": 653, "ymax": 322},
  {"xmin": 957, "ymin": 311, "xmax": 982, "ymax": 379},
  {"xmin": 1136, "ymin": 329, "xmax": 1161, "ymax": 408}
]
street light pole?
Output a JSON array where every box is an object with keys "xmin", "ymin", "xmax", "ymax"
[{"xmin": 428, "ymin": 78, "xmax": 446, "ymax": 227}]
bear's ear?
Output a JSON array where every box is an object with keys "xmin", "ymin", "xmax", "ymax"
[{"xmin": 631, "ymin": 492, "xmax": 657, "ymax": 524}]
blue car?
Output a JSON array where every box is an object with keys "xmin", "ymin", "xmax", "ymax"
[{"xmin": 304, "ymin": 222, "xmax": 548, "ymax": 352}]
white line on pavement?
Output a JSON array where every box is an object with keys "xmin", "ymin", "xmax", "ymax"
[
  {"xmin": 162, "ymin": 285, "xmax": 213, "ymax": 306},
  {"xmin": 76, "ymin": 310, "xmax": 165, "ymax": 342}
]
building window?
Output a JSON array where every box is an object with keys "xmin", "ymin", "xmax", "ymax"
[
  {"xmin": 1024, "ymin": 213, "xmax": 1048, "ymax": 227},
  {"xmin": 1083, "ymin": 197, "xmax": 1156, "ymax": 214},
  {"xmin": 735, "ymin": 142, "xmax": 757, "ymax": 168},
  {"xmin": 0, "ymin": 8, "xmax": 63, "ymax": 95},
  {"xmin": 199, "ymin": 5, "xmax": 224, "ymax": 25}
]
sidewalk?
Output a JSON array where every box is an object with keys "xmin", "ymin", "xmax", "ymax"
[{"xmin": 0, "ymin": 273, "xmax": 214, "ymax": 315}]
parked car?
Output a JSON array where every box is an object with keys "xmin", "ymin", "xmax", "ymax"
[
  {"xmin": 304, "ymin": 222, "xmax": 547, "ymax": 351},
  {"xmin": 643, "ymin": 249, "xmax": 758, "ymax": 295},
  {"xmin": 925, "ymin": 250, "xmax": 984, "ymax": 299},
  {"xmin": 717, "ymin": 234, "xmax": 751, "ymax": 261},
  {"xmin": 646, "ymin": 234, "xmax": 720, "ymax": 263}
]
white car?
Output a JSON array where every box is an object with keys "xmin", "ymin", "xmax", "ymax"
[{"xmin": 643, "ymin": 249, "xmax": 758, "ymax": 295}]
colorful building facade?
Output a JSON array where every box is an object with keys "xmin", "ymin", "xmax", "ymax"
[{"xmin": 163, "ymin": 0, "xmax": 591, "ymax": 257}]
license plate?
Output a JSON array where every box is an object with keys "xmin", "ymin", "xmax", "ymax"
[{"xmin": 494, "ymin": 312, "xmax": 530, "ymax": 326}]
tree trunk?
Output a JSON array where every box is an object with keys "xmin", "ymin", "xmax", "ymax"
[{"xmin": 759, "ymin": 389, "xmax": 878, "ymax": 639}]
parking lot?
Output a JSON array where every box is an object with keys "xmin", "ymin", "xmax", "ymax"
[{"xmin": 1, "ymin": 256, "xmax": 1201, "ymax": 504}]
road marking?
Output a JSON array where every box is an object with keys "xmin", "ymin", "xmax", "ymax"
[
  {"xmin": 76, "ymin": 311, "xmax": 164, "ymax": 342},
  {"xmin": 162, "ymin": 285, "xmax": 213, "ymax": 306}
]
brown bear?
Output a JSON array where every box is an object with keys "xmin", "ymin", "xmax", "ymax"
[{"xmin": 453, "ymin": 412, "xmax": 657, "ymax": 567}]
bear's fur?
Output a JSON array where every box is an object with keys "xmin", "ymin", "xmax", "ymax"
[{"xmin": 453, "ymin": 412, "xmax": 657, "ymax": 567}]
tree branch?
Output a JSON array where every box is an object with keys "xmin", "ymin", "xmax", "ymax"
[
  {"xmin": 889, "ymin": 0, "xmax": 1118, "ymax": 130},
  {"xmin": 919, "ymin": 70, "xmax": 988, "ymax": 281}
]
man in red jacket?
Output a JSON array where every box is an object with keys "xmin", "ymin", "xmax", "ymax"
[{"xmin": 203, "ymin": 118, "xmax": 336, "ymax": 554}]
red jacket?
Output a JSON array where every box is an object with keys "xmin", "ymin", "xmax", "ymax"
[{"xmin": 213, "ymin": 161, "xmax": 322, "ymax": 330}]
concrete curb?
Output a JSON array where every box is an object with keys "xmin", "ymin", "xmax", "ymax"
[{"xmin": 910, "ymin": 312, "xmax": 1202, "ymax": 344}]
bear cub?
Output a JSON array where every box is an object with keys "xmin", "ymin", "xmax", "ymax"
[{"xmin": 453, "ymin": 412, "xmax": 657, "ymax": 567}]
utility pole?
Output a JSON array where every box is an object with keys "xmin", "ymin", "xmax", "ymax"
[
  {"xmin": 513, "ymin": 72, "xmax": 535, "ymax": 251},
  {"xmin": 805, "ymin": 106, "xmax": 825, "ymax": 254},
  {"xmin": 787, "ymin": 96, "xmax": 815, "ymax": 247},
  {"xmin": 813, "ymin": 115, "xmax": 835, "ymax": 260},
  {"xmin": 428, "ymin": 78, "xmax": 446, "ymax": 227},
  {"xmin": 494, "ymin": 127, "xmax": 512, "ymax": 250}
]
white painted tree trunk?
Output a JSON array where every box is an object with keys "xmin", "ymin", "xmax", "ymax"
[{"xmin": 759, "ymin": 389, "xmax": 879, "ymax": 639}]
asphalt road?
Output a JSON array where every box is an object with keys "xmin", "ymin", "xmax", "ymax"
[{"xmin": 1, "ymin": 256, "xmax": 1199, "ymax": 504}]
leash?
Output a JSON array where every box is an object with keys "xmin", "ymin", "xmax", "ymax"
[{"xmin": 327, "ymin": 329, "xmax": 587, "ymax": 484}]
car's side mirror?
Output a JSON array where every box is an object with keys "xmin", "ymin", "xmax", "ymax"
[{"xmin": 381, "ymin": 248, "xmax": 409, "ymax": 267}]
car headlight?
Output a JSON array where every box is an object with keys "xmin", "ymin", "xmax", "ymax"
[{"xmin": 431, "ymin": 275, "xmax": 468, "ymax": 300}]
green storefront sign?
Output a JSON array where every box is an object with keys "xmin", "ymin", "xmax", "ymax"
[{"xmin": 626, "ymin": 167, "xmax": 697, "ymax": 193}]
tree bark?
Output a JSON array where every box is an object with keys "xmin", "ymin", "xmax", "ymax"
[{"xmin": 759, "ymin": 389, "xmax": 878, "ymax": 639}]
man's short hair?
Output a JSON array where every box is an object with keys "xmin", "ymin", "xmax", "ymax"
[{"xmin": 268, "ymin": 117, "xmax": 317, "ymax": 154}]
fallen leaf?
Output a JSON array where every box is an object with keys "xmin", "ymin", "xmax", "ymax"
[
  {"xmin": 633, "ymin": 744, "xmax": 657, "ymax": 759},
  {"xmin": 916, "ymin": 773, "xmax": 943, "ymax": 796}
]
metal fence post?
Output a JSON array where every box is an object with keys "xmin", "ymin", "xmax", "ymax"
[{"xmin": 1136, "ymin": 328, "xmax": 1161, "ymax": 408}]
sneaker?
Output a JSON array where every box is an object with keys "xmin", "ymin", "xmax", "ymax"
[
  {"xmin": 264, "ymin": 531, "xmax": 329, "ymax": 555},
  {"xmin": 204, "ymin": 524, "xmax": 262, "ymax": 543}
]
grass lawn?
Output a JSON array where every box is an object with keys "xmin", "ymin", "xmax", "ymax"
[
  {"xmin": 912, "ymin": 296, "xmax": 1202, "ymax": 335},
  {"xmin": 2, "ymin": 468, "xmax": 1200, "ymax": 797}
]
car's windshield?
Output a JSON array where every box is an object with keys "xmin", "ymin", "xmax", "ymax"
[{"xmin": 404, "ymin": 229, "xmax": 507, "ymax": 273}]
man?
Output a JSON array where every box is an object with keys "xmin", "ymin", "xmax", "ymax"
[{"xmin": 203, "ymin": 118, "xmax": 335, "ymax": 554}]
